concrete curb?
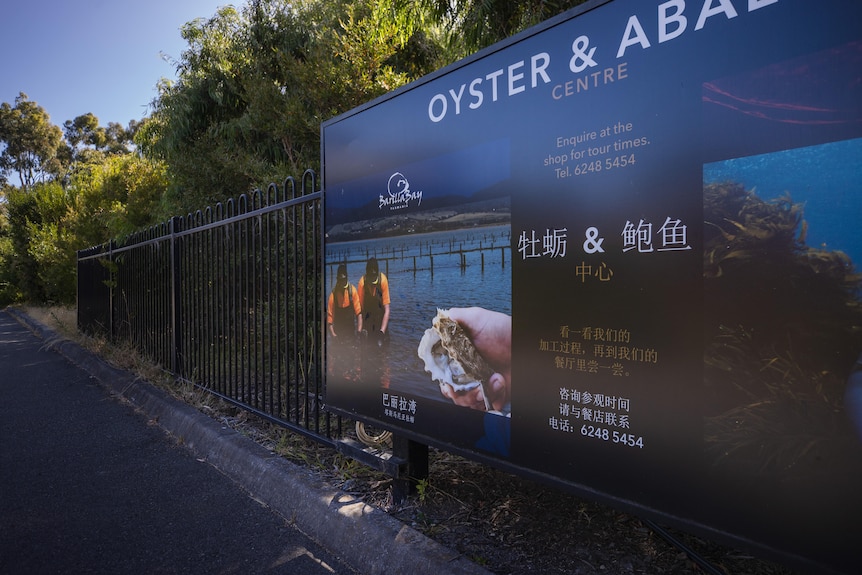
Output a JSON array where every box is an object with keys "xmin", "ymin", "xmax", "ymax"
[{"xmin": 8, "ymin": 308, "xmax": 492, "ymax": 575}]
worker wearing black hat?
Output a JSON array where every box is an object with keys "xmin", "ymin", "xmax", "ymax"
[
  {"xmin": 358, "ymin": 257, "xmax": 390, "ymax": 345},
  {"xmin": 327, "ymin": 263, "xmax": 362, "ymax": 339}
]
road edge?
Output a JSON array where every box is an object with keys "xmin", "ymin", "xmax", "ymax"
[{"xmin": 6, "ymin": 307, "xmax": 492, "ymax": 575}]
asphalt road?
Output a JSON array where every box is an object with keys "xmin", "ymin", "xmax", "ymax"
[{"xmin": 0, "ymin": 309, "xmax": 356, "ymax": 575}]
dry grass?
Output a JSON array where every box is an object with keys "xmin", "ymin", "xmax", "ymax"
[
  {"xmin": 22, "ymin": 305, "xmax": 77, "ymax": 338},
  {"xmin": 20, "ymin": 305, "xmax": 213, "ymax": 410}
]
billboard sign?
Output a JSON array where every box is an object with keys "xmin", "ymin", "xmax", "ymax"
[{"xmin": 322, "ymin": 1, "xmax": 862, "ymax": 571}]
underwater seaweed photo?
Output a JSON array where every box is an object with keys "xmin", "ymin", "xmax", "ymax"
[{"xmin": 702, "ymin": 181, "xmax": 862, "ymax": 481}]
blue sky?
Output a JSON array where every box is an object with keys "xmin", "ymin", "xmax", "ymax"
[{"xmin": 2, "ymin": 0, "xmax": 233, "ymax": 130}]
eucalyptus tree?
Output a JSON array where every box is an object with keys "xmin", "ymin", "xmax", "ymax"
[
  {"xmin": 140, "ymin": 0, "xmax": 592, "ymax": 215},
  {"xmin": 0, "ymin": 94, "xmax": 161, "ymax": 304},
  {"xmin": 142, "ymin": 0, "xmax": 447, "ymax": 214},
  {"xmin": 62, "ymin": 113, "xmax": 138, "ymax": 178},
  {"xmin": 0, "ymin": 93, "xmax": 65, "ymax": 190}
]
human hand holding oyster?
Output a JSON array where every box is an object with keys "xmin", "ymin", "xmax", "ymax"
[{"xmin": 417, "ymin": 307, "xmax": 511, "ymax": 414}]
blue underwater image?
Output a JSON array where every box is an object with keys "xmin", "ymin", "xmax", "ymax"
[{"xmin": 704, "ymin": 138, "xmax": 862, "ymax": 269}]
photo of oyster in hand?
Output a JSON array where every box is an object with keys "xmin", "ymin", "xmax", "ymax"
[{"xmin": 418, "ymin": 308, "xmax": 494, "ymax": 410}]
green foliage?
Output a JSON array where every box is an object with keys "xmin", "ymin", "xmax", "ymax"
[
  {"xmin": 62, "ymin": 113, "xmax": 137, "ymax": 176},
  {"xmin": 137, "ymin": 0, "xmax": 592, "ymax": 216},
  {"xmin": 0, "ymin": 82, "xmax": 170, "ymax": 303},
  {"xmin": 143, "ymin": 0, "xmax": 449, "ymax": 215},
  {"xmin": 69, "ymin": 154, "xmax": 169, "ymax": 241},
  {"xmin": 0, "ymin": 196, "xmax": 21, "ymax": 306},
  {"xmin": 452, "ymin": 0, "xmax": 591, "ymax": 53},
  {"xmin": 4, "ymin": 181, "xmax": 83, "ymax": 303},
  {"xmin": 0, "ymin": 93, "xmax": 66, "ymax": 190},
  {"xmin": 0, "ymin": 149, "xmax": 166, "ymax": 304},
  {"xmin": 415, "ymin": 476, "xmax": 431, "ymax": 503},
  {"xmin": 4, "ymin": 184, "xmax": 57, "ymax": 302}
]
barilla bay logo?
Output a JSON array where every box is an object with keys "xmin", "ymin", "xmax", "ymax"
[{"xmin": 379, "ymin": 172, "xmax": 422, "ymax": 211}]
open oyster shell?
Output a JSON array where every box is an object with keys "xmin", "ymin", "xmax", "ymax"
[{"xmin": 418, "ymin": 309, "xmax": 494, "ymax": 409}]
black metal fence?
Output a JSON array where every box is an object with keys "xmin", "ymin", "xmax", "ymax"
[{"xmin": 77, "ymin": 170, "xmax": 340, "ymax": 444}]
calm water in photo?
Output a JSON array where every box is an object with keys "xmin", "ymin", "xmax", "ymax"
[{"xmin": 326, "ymin": 225, "xmax": 512, "ymax": 400}]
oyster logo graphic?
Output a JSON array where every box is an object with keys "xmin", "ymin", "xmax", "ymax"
[{"xmin": 379, "ymin": 172, "xmax": 423, "ymax": 211}]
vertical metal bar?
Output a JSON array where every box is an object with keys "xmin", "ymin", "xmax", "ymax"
[
  {"xmin": 286, "ymin": 200, "xmax": 293, "ymax": 423},
  {"xmin": 143, "ymin": 238, "xmax": 148, "ymax": 351},
  {"xmin": 158, "ymin": 234, "xmax": 163, "ymax": 361},
  {"xmin": 252, "ymin": 213, "xmax": 259, "ymax": 409},
  {"xmin": 133, "ymin": 242, "xmax": 139, "ymax": 346},
  {"xmin": 205, "ymin": 222, "xmax": 212, "ymax": 387},
  {"xmin": 142, "ymin": 241, "xmax": 147, "ymax": 357},
  {"xmin": 170, "ymin": 216, "xmax": 183, "ymax": 377},
  {"xmin": 150, "ymin": 241, "xmax": 156, "ymax": 359},
  {"xmin": 182, "ymin": 218, "xmax": 191, "ymax": 379},
  {"xmin": 248, "ymin": 211, "xmax": 255, "ymax": 408},
  {"xmin": 242, "ymin": 203, "xmax": 249, "ymax": 404},
  {"xmin": 301, "ymin": 190, "xmax": 309, "ymax": 431},
  {"xmin": 291, "ymin": 200, "xmax": 299, "ymax": 426},
  {"xmin": 191, "ymin": 220, "xmax": 198, "ymax": 381},
  {"xmin": 162, "ymin": 234, "xmax": 170, "ymax": 367},
  {"xmin": 218, "ymin": 219, "xmax": 230, "ymax": 393},
  {"xmin": 310, "ymin": 179, "xmax": 322, "ymax": 434},
  {"xmin": 392, "ymin": 435, "xmax": 430, "ymax": 505},
  {"xmin": 142, "ymin": 240, "xmax": 148, "ymax": 351},
  {"xmin": 193, "ymin": 226, "xmax": 199, "ymax": 382},
  {"xmin": 232, "ymin": 217, "xmax": 239, "ymax": 400},
  {"xmin": 227, "ymin": 220, "xmax": 234, "ymax": 398},
  {"xmin": 266, "ymin": 207, "xmax": 274, "ymax": 416},
  {"xmin": 188, "ymin": 220, "xmax": 195, "ymax": 380},
  {"xmin": 273, "ymin": 205, "xmax": 285, "ymax": 417},
  {"xmin": 215, "ymin": 220, "xmax": 223, "ymax": 395},
  {"xmin": 107, "ymin": 240, "xmax": 114, "ymax": 342},
  {"xmin": 185, "ymin": 223, "xmax": 192, "ymax": 379},
  {"xmin": 114, "ymin": 244, "xmax": 121, "ymax": 342},
  {"xmin": 200, "ymin": 224, "xmax": 206, "ymax": 385},
  {"xmin": 145, "ymin": 242, "xmax": 152, "ymax": 359},
  {"xmin": 238, "ymin": 213, "xmax": 243, "ymax": 400}
]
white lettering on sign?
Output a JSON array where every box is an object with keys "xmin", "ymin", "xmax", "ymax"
[
  {"xmin": 618, "ymin": 0, "xmax": 780, "ymax": 58},
  {"xmin": 427, "ymin": 0, "xmax": 782, "ymax": 122},
  {"xmin": 379, "ymin": 172, "xmax": 423, "ymax": 211},
  {"xmin": 428, "ymin": 52, "xmax": 551, "ymax": 122}
]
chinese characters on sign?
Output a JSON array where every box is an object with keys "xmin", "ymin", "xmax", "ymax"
[
  {"xmin": 383, "ymin": 393, "xmax": 417, "ymax": 423},
  {"xmin": 539, "ymin": 324, "xmax": 658, "ymax": 377},
  {"xmin": 542, "ymin": 324, "xmax": 653, "ymax": 448},
  {"xmin": 622, "ymin": 217, "xmax": 692, "ymax": 253},
  {"xmin": 518, "ymin": 217, "xmax": 691, "ymax": 283},
  {"xmin": 550, "ymin": 386, "xmax": 644, "ymax": 449}
]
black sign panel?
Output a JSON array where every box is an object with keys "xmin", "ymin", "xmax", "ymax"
[{"xmin": 322, "ymin": 1, "xmax": 862, "ymax": 571}]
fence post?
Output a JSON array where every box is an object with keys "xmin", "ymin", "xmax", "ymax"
[
  {"xmin": 108, "ymin": 240, "xmax": 115, "ymax": 341},
  {"xmin": 391, "ymin": 435, "xmax": 429, "ymax": 505},
  {"xmin": 170, "ymin": 216, "xmax": 183, "ymax": 377}
]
